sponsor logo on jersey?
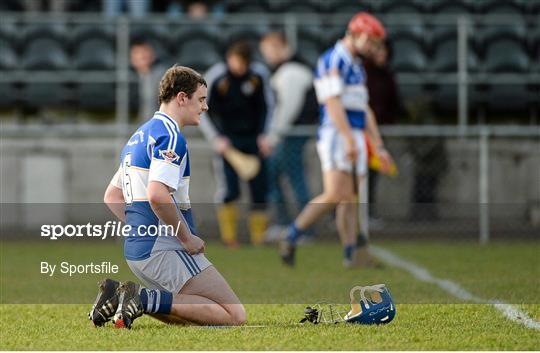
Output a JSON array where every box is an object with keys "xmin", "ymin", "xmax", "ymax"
[{"xmin": 159, "ymin": 149, "xmax": 180, "ymax": 163}]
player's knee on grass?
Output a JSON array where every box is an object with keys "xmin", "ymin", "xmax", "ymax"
[{"xmin": 229, "ymin": 304, "xmax": 246, "ymax": 326}]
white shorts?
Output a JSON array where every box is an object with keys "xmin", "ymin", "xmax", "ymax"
[
  {"xmin": 316, "ymin": 125, "xmax": 368, "ymax": 176},
  {"xmin": 127, "ymin": 250, "xmax": 212, "ymax": 294}
]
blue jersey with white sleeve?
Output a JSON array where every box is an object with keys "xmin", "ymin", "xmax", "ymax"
[
  {"xmin": 110, "ymin": 111, "xmax": 195, "ymax": 261},
  {"xmin": 314, "ymin": 41, "xmax": 369, "ymax": 129}
]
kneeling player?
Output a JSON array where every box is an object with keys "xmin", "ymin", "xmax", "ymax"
[{"xmin": 90, "ymin": 65, "xmax": 245, "ymax": 328}]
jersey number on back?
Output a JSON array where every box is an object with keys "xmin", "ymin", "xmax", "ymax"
[{"xmin": 122, "ymin": 153, "xmax": 134, "ymax": 205}]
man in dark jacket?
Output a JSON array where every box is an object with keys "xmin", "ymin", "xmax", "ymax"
[{"xmin": 200, "ymin": 41, "xmax": 272, "ymax": 247}]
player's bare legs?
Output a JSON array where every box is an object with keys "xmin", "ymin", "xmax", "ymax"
[
  {"xmin": 280, "ymin": 170, "xmax": 355, "ymax": 266},
  {"xmin": 336, "ymin": 197, "xmax": 357, "ymax": 246},
  {"xmin": 163, "ymin": 266, "xmax": 245, "ymax": 326},
  {"xmin": 294, "ymin": 170, "xmax": 352, "ymax": 229},
  {"xmin": 137, "ymin": 266, "xmax": 244, "ymax": 326}
]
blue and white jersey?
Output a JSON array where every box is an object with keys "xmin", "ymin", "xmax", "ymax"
[
  {"xmin": 314, "ymin": 41, "xmax": 369, "ymax": 129},
  {"xmin": 110, "ymin": 111, "xmax": 194, "ymax": 261}
]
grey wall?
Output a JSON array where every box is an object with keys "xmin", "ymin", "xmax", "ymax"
[{"xmin": 1, "ymin": 135, "xmax": 539, "ymax": 233}]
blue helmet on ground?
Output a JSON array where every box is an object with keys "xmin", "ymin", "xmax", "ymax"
[
  {"xmin": 344, "ymin": 284, "xmax": 396, "ymax": 325},
  {"xmin": 300, "ymin": 284, "xmax": 396, "ymax": 325}
]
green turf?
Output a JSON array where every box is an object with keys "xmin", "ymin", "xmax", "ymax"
[{"xmin": 0, "ymin": 240, "xmax": 539, "ymax": 350}]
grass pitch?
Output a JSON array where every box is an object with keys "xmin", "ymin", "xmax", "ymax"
[{"xmin": 1, "ymin": 240, "xmax": 539, "ymax": 350}]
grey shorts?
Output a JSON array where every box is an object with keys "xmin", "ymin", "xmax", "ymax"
[{"xmin": 127, "ymin": 250, "xmax": 212, "ymax": 294}]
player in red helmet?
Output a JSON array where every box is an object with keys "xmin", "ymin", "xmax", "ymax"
[
  {"xmin": 348, "ymin": 12, "xmax": 387, "ymax": 39},
  {"xmin": 279, "ymin": 12, "xmax": 394, "ymax": 268}
]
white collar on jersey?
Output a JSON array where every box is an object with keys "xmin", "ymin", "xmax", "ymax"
[
  {"xmin": 153, "ymin": 111, "xmax": 180, "ymax": 131},
  {"xmin": 335, "ymin": 40, "xmax": 357, "ymax": 65}
]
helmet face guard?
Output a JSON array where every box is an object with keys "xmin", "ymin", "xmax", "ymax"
[
  {"xmin": 300, "ymin": 284, "xmax": 396, "ymax": 325},
  {"xmin": 345, "ymin": 284, "xmax": 396, "ymax": 325}
]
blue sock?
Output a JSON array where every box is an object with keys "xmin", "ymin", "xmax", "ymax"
[
  {"xmin": 140, "ymin": 288, "xmax": 173, "ymax": 314},
  {"xmin": 344, "ymin": 245, "xmax": 355, "ymax": 262},
  {"xmin": 286, "ymin": 224, "xmax": 304, "ymax": 245}
]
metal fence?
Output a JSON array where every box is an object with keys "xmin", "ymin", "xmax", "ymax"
[
  {"xmin": 2, "ymin": 124, "xmax": 538, "ymax": 243},
  {"xmin": 269, "ymin": 124, "xmax": 540, "ymax": 243},
  {"xmin": 0, "ymin": 12, "xmax": 538, "ymax": 244},
  {"xmin": 0, "ymin": 12, "xmax": 538, "ymax": 128}
]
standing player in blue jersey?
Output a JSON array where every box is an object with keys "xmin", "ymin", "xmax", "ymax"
[
  {"xmin": 280, "ymin": 13, "xmax": 393, "ymax": 268},
  {"xmin": 90, "ymin": 65, "xmax": 246, "ymax": 328}
]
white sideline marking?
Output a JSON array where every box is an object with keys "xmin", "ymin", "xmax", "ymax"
[{"xmin": 371, "ymin": 246, "xmax": 540, "ymax": 330}]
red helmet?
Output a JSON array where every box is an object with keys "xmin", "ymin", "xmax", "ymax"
[{"xmin": 347, "ymin": 12, "xmax": 386, "ymax": 40}]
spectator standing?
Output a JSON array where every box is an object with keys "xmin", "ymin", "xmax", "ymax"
[
  {"xmin": 199, "ymin": 41, "xmax": 273, "ymax": 247},
  {"xmin": 22, "ymin": 0, "xmax": 67, "ymax": 13},
  {"xmin": 130, "ymin": 38, "xmax": 167, "ymax": 122},
  {"xmin": 258, "ymin": 32, "xmax": 318, "ymax": 238},
  {"xmin": 102, "ymin": 0, "xmax": 149, "ymax": 17},
  {"xmin": 363, "ymin": 40, "xmax": 402, "ymax": 221}
]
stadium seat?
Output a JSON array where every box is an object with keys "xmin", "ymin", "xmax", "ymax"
[
  {"xmin": 484, "ymin": 84, "xmax": 533, "ymax": 116},
  {"xmin": 0, "ymin": 83, "xmax": 19, "ymax": 108},
  {"xmin": 522, "ymin": 0, "xmax": 540, "ymax": 14},
  {"xmin": 387, "ymin": 24, "xmax": 426, "ymax": 51},
  {"xmin": 429, "ymin": 0, "xmax": 474, "ymax": 14},
  {"xmin": 298, "ymin": 18, "xmax": 324, "ymax": 39},
  {"xmin": 273, "ymin": 2, "xmax": 319, "ymax": 13},
  {"xmin": 0, "ymin": 21, "xmax": 18, "ymax": 44},
  {"xmin": 75, "ymin": 83, "xmax": 115, "ymax": 110},
  {"xmin": 379, "ymin": 0, "xmax": 425, "ymax": 14},
  {"xmin": 322, "ymin": 26, "xmax": 347, "ymax": 50},
  {"xmin": 74, "ymin": 38, "xmax": 115, "ymax": 70},
  {"xmin": 533, "ymin": 28, "xmax": 540, "ymax": 72},
  {"xmin": 0, "ymin": 38, "xmax": 18, "ymax": 70},
  {"xmin": 173, "ymin": 25, "xmax": 222, "ymax": 51},
  {"xmin": 222, "ymin": 25, "xmax": 270, "ymax": 61},
  {"xmin": 71, "ymin": 24, "xmax": 115, "ymax": 43},
  {"xmin": 431, "ymin": 84, "xmax": 458, "ymax": 114},
  {"xmin": 21, "ymin": 23, "xmax": 67, "ymax": 43},
  {"xmin": 390, "ymin": 38, "xmax": 427, "ymax": 72},
  {"xmin": 398, "ymin": 82, "xmax": 426, "ymax": 106},
  {"xmin": 226, "ymin": 0, "xmax": 268, "ymax": 13},
  {"xmin": 131, "ymin": 24, "xmax": 172, "ymax": 61},
  {"xmin": 431, "ymin": 38, "xmax": 479, "ymax": 72},
  {"xmin": 387, "ymin": 23, "xmax": 425, "ymax": 41},
  {"xmin": 21, "ymin": 38, "xmax": 69, "ymax": 70},
  {"xmin": 479, "ymin": 25, "xmax": 527, "ymax": 49},
  {"xmin": 176, "ymin": 39, "xmax": 222, "ymax": 72},
  {"xmin": 129, "ymin": 80, "xmax": 139, "ymax": 111},
  {"xmin": 324, "ymin": 0, "xmax": 373, "ymax": 13},
  {"xmin": 296, "ymin": 36, "xmax": 321, "ymax": 68},
  {"xmin": 22, "ymin": 83, "xmax": 71, "ymax": 108},
  {"xmin": 477, "ymin": 0, "xmax": 525, "ymax": 16},
  {"xmin": 483, "ymin": 39, "xmax": 529, "ymax": 73},
  {"xmin": 223, "ymin": 24, "xmax": 270, "ymax": 44}
]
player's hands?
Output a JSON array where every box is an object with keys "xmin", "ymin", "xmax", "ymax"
[
  {"xmin": 214, "ymin": 136, "xmax": 230, "ymax": 155},
  {"xmin": 378, "ymin": 147, "xmax": 395, "ymax": 173},
  {"xmin": 257, "ymin": 135, "xmax": 273, "ymax": 158},
  {"xmin": 345, "ymin": 135, "xmax": 359, "ymax": 163},
  {"xmin": 182, "ymin": 234, "xmax": 205, "ymax": 255}
]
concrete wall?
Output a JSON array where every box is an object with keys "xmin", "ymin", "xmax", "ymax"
[{"xmin": 1, "ymin": 135, "xmax": 539, "ymax": 230}]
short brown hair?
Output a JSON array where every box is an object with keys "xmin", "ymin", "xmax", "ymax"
[
  {"xmin": 226, "ymin": 41, "xmax": 252, "ymax": 64},
  {"xmin": 158, "ymin": 65, "xmax": 207, "ymax": 105},
  {"xmin": 261, "ymin": 31, "xmax": 288, "ymax": 46}
]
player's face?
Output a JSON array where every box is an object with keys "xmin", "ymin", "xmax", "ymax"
[
  {"xmin": 260, "ymin": 39, "xmax": 282, "ymax": 67},
  {"xmin": 352, "ymin": 33, "xmax": 383, "ymax": 60},
  {"xmin": 130, "ymin": 44, "xmax": 155, "ymax": 73},
  {"xmin": 226, "ymin": 54, "xmax": 249, "ymax": 76},
  {"xmin": 180, "ymin": 84, "xmax": 208, "ymax": 126}
]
